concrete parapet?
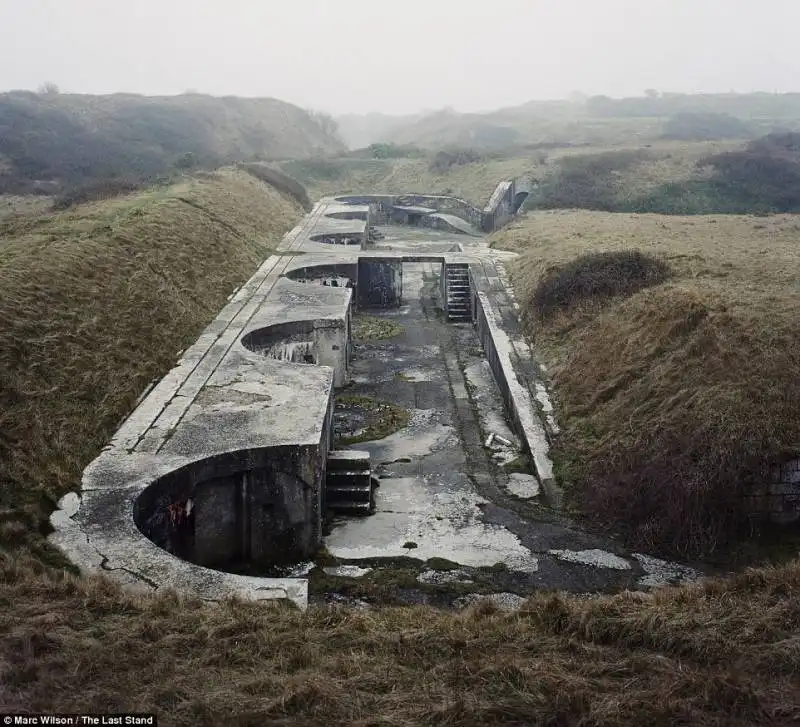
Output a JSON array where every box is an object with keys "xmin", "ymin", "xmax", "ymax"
[{"xmin": 470, "ymin": 263, "xmax": 560, "ymax": 507}]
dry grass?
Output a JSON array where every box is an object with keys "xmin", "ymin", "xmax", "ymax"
[
  {"xmin": 492, "ymin": 211, "xmax": 800, "ymax": 558},
  {"xmin": 3, "ymin": 551, "xmax": 800, "ymax": 725},
  {"xmin": 0, "ymin": 168, "xmax": 303, "ymax": 562},
  {"xmin": 281, "ymin": 155, "xmax": 538, "ymax": 206},
  {"xmin": 0, "ymin": 194, "xmax": 53, "ymax": 222},
  {"xmin": 288, "ymin": 140, "xmax": 743, "ymax": 209},
  {"xmin": 385, "ymin": 113, "xmax": 670, "ymax": 150},
  {"xmin": 532, "ymin": 250, "xmax": 671, "ymax": 318}
]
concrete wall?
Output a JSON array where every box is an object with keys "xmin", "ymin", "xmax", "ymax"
[
  {"xmin": 471, "ymin": 283, "xmax": 558, "ymax": 506},
  {"xmin": 748, "ymin": 459, "xmax": 800, "ymax": 524},
  {"xmin": 286, "ymin": 262, "xmax": 359, "ymax": 286},
  {"xmin": 482, "ymin": 181, "xmax": 516, "ymax": 233},
  {"xmin": 309, "ymin": 232, "xmax": 364, "ymax": 247},
  {"xmin": 395, "ymin": 194, "xmax": 484, "ymax": 230},
  {"xmin": 358, "ymin": 257, "xmax": 403, "ymax": 308},
  {"xmin": 337, "ymin": 193, "xmax": 484, "ymax": 232},
  {"xmin": 334, "ymin": 185, "xmax": 526, "ymax": 235},
  {"xmin": 134, "ymin": 440, "xmax": 330, "ymax": 572},
  {"xmin": 241, "ymin": 318, "xmax": 351, "ymax": 387}
]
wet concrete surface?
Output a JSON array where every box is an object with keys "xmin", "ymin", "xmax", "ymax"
[{"xmin": 318, "ymin": 228, "xmax": 701, "ymax": 606}]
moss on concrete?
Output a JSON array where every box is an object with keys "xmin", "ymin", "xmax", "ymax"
[
  {"xmin": 334, "ymin": 394, "xmax": 410, "ymax": 445},
  {"xmin": 352, "ymin": 314, "xmax": 404, "ymax": 343},
  {"xmin": 307, "ymin": 555, "xmax": 529, "ymax": 606}
]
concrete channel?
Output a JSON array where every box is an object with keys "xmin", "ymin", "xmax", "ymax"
[{"xmin": 48, "ymin": 192, "xmax": 701, "ymax": 610}]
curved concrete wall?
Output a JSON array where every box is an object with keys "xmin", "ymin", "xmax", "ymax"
[
  {"xmin": 48, "ymin": 189, "xmax": 552, "ymax": 611},
  {"xmin": 135, "ymin": 445, "xmax": 327, "ymax": 572},
  {"xmin": 242, "ymin": 317, "xmax": 351, "ymax": 387},
  {"xmin": 335, "ymin": 182, "xmax": 528, "ymax": 235}
]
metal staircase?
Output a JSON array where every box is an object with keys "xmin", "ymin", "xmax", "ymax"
[{"xmin": 444, "ymin": 263, "xmax": 472, "ymax": 322}]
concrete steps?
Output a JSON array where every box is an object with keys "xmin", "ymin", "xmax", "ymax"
[
  {"xmin": 325, "ymin": 450, "xmax": 375, "ymax": 515},
  {"xmin": 445, "ymin": 263, "xmax": 472, "ymax": 322}
]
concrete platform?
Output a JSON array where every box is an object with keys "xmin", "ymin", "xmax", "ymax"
[{"xmin": 48, "ymin": 192, "xmax": 575, "ymax": 610}]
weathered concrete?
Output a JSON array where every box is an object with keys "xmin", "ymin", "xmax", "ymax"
[
  {"xmin": 52, "ymin": 188, "xmax": 690, "ymax": 612},
  {"xmin": 428, "ymin": 212, "xmax": 484, "ymax": 237}
]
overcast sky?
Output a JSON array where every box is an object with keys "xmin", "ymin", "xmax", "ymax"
[{"xmin": 1, "ymin": 0, "xmax": 798, "ymax": 115}]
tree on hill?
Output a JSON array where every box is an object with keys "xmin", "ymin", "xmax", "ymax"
[{"xmin": 37, "ymin": 82, "xmax": 60, "ymax": 95}]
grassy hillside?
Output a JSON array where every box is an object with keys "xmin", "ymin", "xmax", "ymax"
[
  {"xmin": 0, "ymin": 91, "xmax": 345, "ymax": 195},
  {"xmin": 492, "ymin": 211, "xmax": 800, "ymax": 560},
  {"xmin": 279, "ymin": 139, "xmax": 749, "ymax": 209},
  {"xmin": 3, "ymin": 551, "xmax": 800, "ymax": 725},
  {"xmin": 385, "ymin": 110, "xmax": 669, "ymax": 150},
  {"xmin": 0, "ymin": 194, "xmax": 54, "ymax": 222},
  {"xmin": 338, "ymin": 93, "xmax": 800, "ymax": 154},
  {"xmin": 0, "ymin": 168, "xmax": 303, "ymax": 562},
  {"xmin": 526, "ymin": 133, "xmax": 800, "ymax": 215},
  {"xmin": 279, "ymin": 153, "xmax": 539, "ymax": 205}
]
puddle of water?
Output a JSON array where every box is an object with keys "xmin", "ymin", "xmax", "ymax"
[
  {"xmin": 368, "ymin": 410, "xmax": 459, "ymax": 464},
  {"xmin": 323, "ymin": 565, "xmax": 373, "ymax": 578},
  {"xmin": 326, "ymin": 476, "xmax": 540, "ymax": 573},
  {"xmin": 548, "ymin": 549, "xmax": 631, "ymax": 570},
  {"xmin": 506, "ymin": 473, "xmax": 540, "ymax": 499},
  {"xmin": 398, "ymin": 367, "xmax": 438, "ymax": 383},
  {"xmin": 633, "ymin": 553, "xmax": 700, "ymax": 587},
  {"xmin": 417, "ymin": 568, "xmax": 474, "ymax": 585}
]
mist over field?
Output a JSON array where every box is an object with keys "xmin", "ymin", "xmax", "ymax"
[{"xmin": 1, "ymin": 0, "xmax": 799, "ymax": 114}]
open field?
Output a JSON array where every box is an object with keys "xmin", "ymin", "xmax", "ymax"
[
  {"xmin": 492, "ymin": 210, "xmax": 800, "ymax": 560},
  {"xmin": 0, "ymin": 168, "xmax": 303, "ymax": 563},
  {"xmin": 385, "ymin": 114, "xmax": 671, "ymax": 150},
  {"xmin": 340, "ymin": 92, "xmax": 800, "ymax": 152},
  {"xmin": 280, "ymin": 139, "xmax": 747, "ymax": 209}
]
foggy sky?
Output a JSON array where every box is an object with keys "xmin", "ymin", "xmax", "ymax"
[{"xmin": 1, "ymin": 0, "xmax": 799, "ymax": 115}]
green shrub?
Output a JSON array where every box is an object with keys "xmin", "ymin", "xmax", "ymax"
[
  {"xmin": 52, "ymin": 177, "xmax": 154, "ymax": 210},
  {"xmin": 366, "ymin": 142, "xmax": 422, "ymax": 159},
  {"xmin": 530, "ymin": 150, "xmax": 652, "ymax": 211}
]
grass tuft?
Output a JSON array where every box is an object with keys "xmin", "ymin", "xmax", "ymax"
[{"xmin": 532, "ymin": 249, "xmax": 670, "ymax": 318}]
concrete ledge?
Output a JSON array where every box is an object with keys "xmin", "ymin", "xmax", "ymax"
[{"xmin": 471, "ymin": 277, "xmax": 561, "ymax": 507}]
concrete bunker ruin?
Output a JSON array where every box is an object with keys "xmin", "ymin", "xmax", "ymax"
[
  {"xmin": 310, "ymin": 232, "xmax": 363, "ymax": 247},
  {"xmin": 49, "ymin": 185, "xmax": 556, "ymax": 610}
]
